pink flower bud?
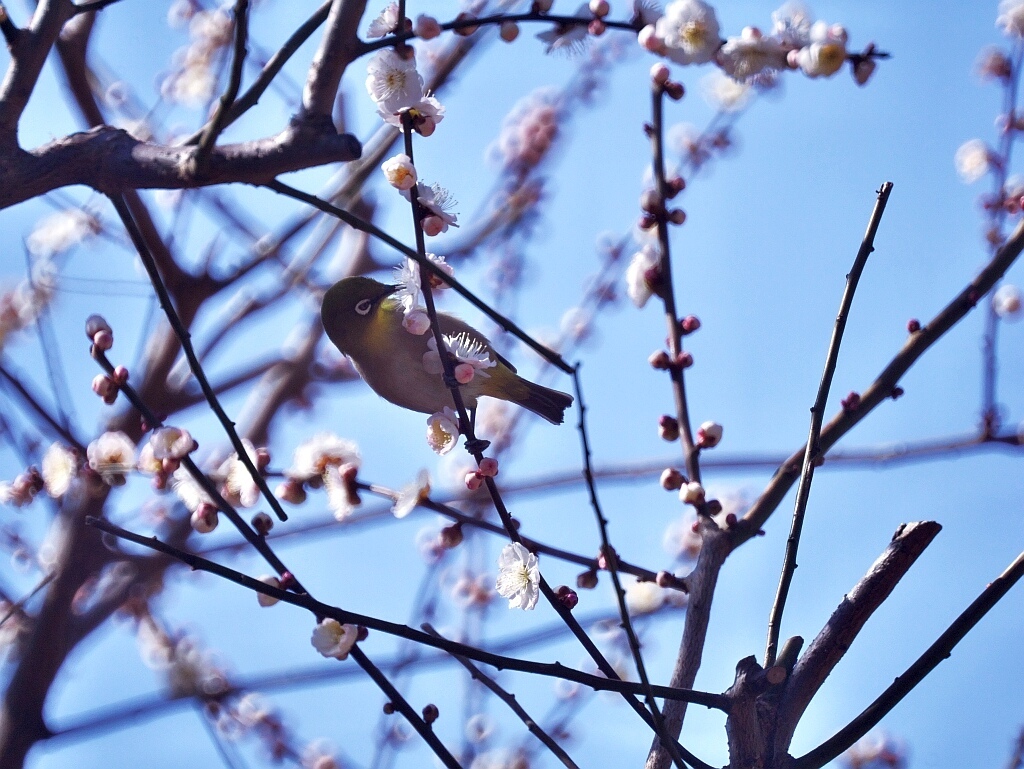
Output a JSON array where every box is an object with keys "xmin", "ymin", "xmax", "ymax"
[
  {"xmin": 161, "ymin": 457, "xmax": 180, "ymax": 474},
  {"xmin": 252, "ymin": 511, "xmax": 273, "ymax": 536},
  {"xmin": 638, "ymin": 24, "xmax": 664, "ymax": 53},
  {"xmin": 414, "ymin": 14, "xmax": 441, "ymax": 39},
  {"xmin": 680, "ymin": 481, "xmax": 705, "ymax": 505},
  {"xmin": 696, "ymin": 421, "xmax": 723, "ymax": 448},
  {"xmin": 421, "ymin": 216, "xmax": 444, "ymax": 236},
  {"xmin": 660, "ymin": 467, "xmax": 684, "ymax": 491},
  {"xmin": 256, "ymin": 447, "xmax": 271, "ymax": 470},
  {"xmin": 276, "ymin": 479, "xmax": 307, "ymax": 504},
  {"xmin": 257, "ymin": 575, "xmax": 281, "ymax": 606},
  {"xmin": 664, "ymin": 81, "xmax": 685, "ymax": 101},
  {"xmin": 650, "ymin": 63, "xmax": 671, "ymax": 85},
  {"xmin": 191, "ymin": 502, "xmax": 219, "ymax": 533},
  {"xmin": 638, "ymin": 211, "xmax": 657, "ymax": 230},
  {"xmin": 454, "ymin": 363, "xmax": 476, "ymax": 384},
  {"xmin": 534, "ymin": 0, "xmax": 553, "ymax": 11},
  {"xmin": 92, "ymin": 329, "xmax": 113, "ymax": 352},
  {"xmin": 477, "ymin": 457, "xmax": 499, "ymax": 477},
  {"xmin": 500, "ymin": 20, "xmax": 519, "ymax": 41},
  {"xmin": 85, "ymin": 314, "xmax": 112, "ymax": 339},
  {"xmin": 841, "ymin": 391, "xmax": 861, "ymax": 412},
  {"xmin": 576, "ymin": 569, "xmax": 599, "ymax": 589},
  {"xmin": 640, "ymin": 189, "xmax": 662, "ymax": 214},
  {"xmin": 588, "ymin": 19, "xmax": 606, "ymax": 35},
  {"xmin": 439, "ymin": 522, "xmax": 464, "ymax": 548},
  {"xmin": 668, "ymin": 208, "xmax": 686, "ymax": 225},
  {"xmin": 681, "ymin": 315, "xmax": 701, "ymax": 334},
  {"xmin": 453, "ymin": 11, "xmax": 478, "ymax": 35},
  {"xmin": 92, "ymin": 374, "xmax": 114, "ymax": 398},
  {"xmin": 656, "ymin": 570, "xmax": 678, "ymax": 588},
  {"xmin": 907, "ymin": 318, "xmax": 921, "ymax": 333},
  {"xmin": 112, "ymin": 365, "xmax": 129, "ymax": 385},
  {"xmin": 891, "ymin": 386, "xmax": 905, "ymax": 400},
  {"xmin": 589, "ymin": 0, "xmax": 609, "ymax": 17},
  {"xmin": 665, "ymin": 176, "xmax": 686, "ymax": 197},
  {"xmin": 659, "ymin": 415, "xmax": 680, "ymax": 442},
  {"xmin": 649, "ymin": 350, "xmax": 672, "ymax": 370},
  {"xmin": 555, "ymin": 585, "xmax": 579, "ymax": 610},
  {"xmin": 464, "ymin": 471, "xmax": 483, "ymax": 491},
  {"xmin": 414, "ymin": 117, "xmax": 437, "ymax": 137},
  {"xmin": 676, "ymin": 351, "xmax": 693, "ymax": 369}
]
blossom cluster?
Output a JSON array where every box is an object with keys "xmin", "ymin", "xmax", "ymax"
[
  {"xmin": 365, "ymin": 48, "xmax": 445, "ymax": 135},
  {"xmin": 162, "ymin": 5, "xmax": 236, "ymax": 107}
]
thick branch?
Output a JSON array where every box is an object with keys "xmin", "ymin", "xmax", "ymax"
[
  {"xmin": 301, "ymin": 0, "xmax": 367, "ymax": 119},
  {"xmin": 774, "ymin": 521, "xmax": 941, "ymax": 756}
]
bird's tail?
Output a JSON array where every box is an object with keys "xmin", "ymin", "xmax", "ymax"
[{"xmin": 512, "ymin": 377, "xmax": 574, "ymax": 425}]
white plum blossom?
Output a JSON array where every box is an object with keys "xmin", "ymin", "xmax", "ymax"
[
  {"xmin": 257, "ymin": 575, "xmax": 281, "ymax": 607},
  {"xmin": 220, "ymin": 440, "xmax": 261, "ymax": 508},
  {"xmin": 717, "ymin": 28, "xmax": 787, "ymax": 82},
  {"xmin": 426, "ymin": 408, "xmax": 460, "ymax": 455},
  {"xmin": 422, "ymin": 333, "xmax": 496, "ymax": 381},
  {"xmin": 26, "ymin": 209, "xmax": 99, "ymax": 257},
  {"xmin": 403, "ymin": 182, "xmax": 459, "ymax": 233},
  {"xmin": 42, "ymin": 443, "xmax": 77, "ymax": 498},
  {"xmin": 138, "ymin": 426, "xmax": 195, "ymax": 473},
  {"xmin": 625, "ymin": 243, "xmax": 661, "ymax": 308},
  {"xmin": 171, "ymin": 466, "xmax": 215, "ymax": 512},
  {"xmin": 794, "ymin": 21, "xmax": 847, "ymax": 78},
  {"xmin": 656, "ymin": 0, "xmax": 721, "ymax": 65},
  {"xmin": 999, "ymin": 0, "xmax": 1024, "ymax": 37},
  {"xmin": 663, "ymin": 516, "xmax": 703, "ymax": 561},
  {"xmin": 495, "ymin": 542, "xmax": 540, "ymax": 610},
  {"xmin": 392, "ymin": 469, "xmax": 431, "ymax": 518},
  {"xmin": 311, "ymin": 619, "xmax": 358, "ymax": 659},
  {"xmin": 537, "ymin": 4, "xmax": 590, "ymax": 55},
  {"xmin": 391, "ymin": 255, "xmax": 454, "ymax": 334},
  {"xmin": 288, "ymin": 433, "xmax": 361, "ymax": 483},
  {"xmin": 955, "ymin": 139, "xmax": 991, "ymax": 183},
  {"xmin": 771, "ymin": 2, "xmax": 813, "ymax": 47},
  {"xmin": 403, "ymin": 309, "xmax": 431, "ymax": 335},
  {"xmin": 367, "ymin": 2, "xmax": 399, "ymax": 38},
  {"xmin": 87, "ymin": 432, "xmax": 136, "ymax": 485},
  {"xmin": 365, "ymin": 49, "xmax": 424, "ymax": 115},
  {"xmin": 994, "ymin": 284, "xmax": 1023, "ymax": 318},
  {"xmin": 323, "ymin": 462, "xmax": 360, "ymax": 520},
  {"xmin": 381, "ymin": 154, "xmax": 417, "ymax": 191},
  {"xmin": 701, "ymin": 70, "xmax": 752, "ymax": 111},
  {"xmin": 625, "ymin": 579, "xmax": 666, "ymax": 615}
]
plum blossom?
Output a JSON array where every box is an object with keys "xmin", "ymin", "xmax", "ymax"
[
  {"xmin": 955, "ymin": 139, "xmax": 991, "ymax": 183},
  {"xmin": 495, "ymin": 542, "xmax": 540, "ymax": 610},
  {"xmin": 323, "ymin": 463, "xmax": 360, "ymax": 520},
  {"xmin": 537, "ymin": 4, "xmax": 590, "ymax": 55},
  {"xmin": 771, "ymin": 1, "xmax": 813, "ymax": 47},
  {"xmin": 793, "ymin": 21, "xmax": 847, "ymax": 78},
  {"xmin": 42, "ymin": 443, "xmax": 77, "ymax": 498},
  {"xmin": 365, "ymin": 49, "xmax": 446, "ymax": 134},
  {"xmin": 422, "ymin": 332, "xmax": 496, "ymax": 382},
  {"xmin": 701, "ymin": 70, "xmax": 752, "ymax": 111},
  {"xmin": 220, "ymin": 440, "xmax": 261, "ymax": 508},
  {"xmin": 994, "ymin": 284, "xmax": 1022, "ymax": 318},
  {"xmin": 625, "ymin": 579, "xmax": 666, "ymax": 615},
  {"xmin": 311, "ymin": 619, "xmax": 358, "ymax": 660},
  {"xmin": 367, "ymin": 2, "xmax": 399, "ymax": 38},
  {"xmin": 381, "ymin": 154, "xmax": 417, "ymax": 191},
  {"xmin": 288, "ymin": 433, "xmax": 361, "ymax": 483},
  {"xmin": 717, "ymin": 27, "xmax": 787, "ymax": 82},
  {"xmin": 87, "ymin": 432, "xmax": 136, "ymax": 485},
  {"xmin": 171, "ymin": 467, "xmax": 215, "ymax": 512},
  {"xmin": 138, "ymin": 426, "xmax": 195, "ymax": 474},
  {"xmin": 656, "ymin": 0, "xmax": 721, "ymax": 65},
  {"xmin": 625, "ymin": 243, "xmax": 661, "ymax": 308},
  {"xmin": 392, "ymin": 469, "xmax": 431, "ymax": 518},
  {"xmin": 391, "ymin": 255, "xmax": 454, "ymax": 334},
  {"xmin": 402, "ymin": 182, "xmax": 459, "ymax": 234},
  {"xmin": 426, "ymin": 408, "xmax": 460, "ymax": 455},
  {"xmin": 26, "ymin": 209, "xmax": 100, "ymax": 257},
  {"xmin": 999, "ymin": 0, "xmax": 1024, "ymax": 37}
]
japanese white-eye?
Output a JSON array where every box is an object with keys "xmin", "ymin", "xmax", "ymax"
[{"xmin": 321, "ymin": 277, "xmax": 573, "ymax": 424}]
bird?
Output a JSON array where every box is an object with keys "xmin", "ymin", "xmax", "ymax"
[{"xmin": 321, "ymin": 276, "xmax": 573, "ymax": 425}]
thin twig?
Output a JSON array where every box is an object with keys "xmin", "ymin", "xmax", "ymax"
[
  {"xmin": 107, "ymin": 194, "xmax": 290, "ymax": 523},
  {"xmin": 0, "ymin": 573, "xmax": 54, "ymax": 630},
  {"xmin": 423, "ymin": 623, "xmax": 581, "ymax": 769},
  {"xmin": 794, "ymin": 544, "xmax": 1024, "ymax": 769},
  {"xmin": 0, "ymin": 361, "xmax": 85, "ymax": 451},
  {"xmin": 764, "ymin": 181, "xmax": 893, "ymax": 667}
]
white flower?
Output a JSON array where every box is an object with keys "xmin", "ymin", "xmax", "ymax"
[
  {"xmin": 405, "ymin": 182, "xmax": 459, "ymax": 232},
  {"xmin": 289, "ymin": 434, "xmax": 361, "ymax": 482},
  {"xmin": 323, "ymin": 462, "xmax": 360, "ymax": 520},
  {"xmin": 367, "ymin": 2, "xmax": 399, "ymax": 37},
  {"xmin": 392, "ymin": 469, "xmax": 431, "ymax": 518},
  {"xmin": 381, "ymin": 153, "xmax": 417, "ymax": 190},
  {"xmin": 311, "ymin": 618, "xmax": 358, "ymax": 659},
  {"xmin": 999, "ymin": 0, "xmax": 1024, "ymax": 37},
  {"xmin": 42, "ymin": 443, "xmax": 77, "ymax": 498},
  {"xmin": 771, "ymin": 1, "xmax": 813, "ymax": 47},
  {"xmin": 625, "ymin": 579, "xmax": 666, "ymax": 615},
  {"xmin": 221, "ymin": 440, "xmax": 261, "ymax": 508},
  {"xmin": 391, "ymin": 254, "xmax": 454, "ymax": 327},
  {"xmin": 138, "ymin": 426, "xmax": 195, "ymax": 473},
  {"xmin": 794, "ymin": 22, "xmax": 847, "ymax": 79},
  {"xmin": 423, "ymin": 333, "xmax": 496, "ymax": 378},
  {"xmin": 701, "ymin": 70, "xmax": 752, "ymax": 111},
  {"xmin": 171, "ymin": 466, "xmax": 215, "ymax": 512},
  {"xmin": 697, "ymin": 420, "xmax": 723, "ymax": 447},
  {"xmin": 87, "ymin": 431, "xmax": 136, "ymax": 485},
  {"xmin": 365, "ymin": 49, "xmax": 424, "ymax": 115},
  {"xmin": 955, "ymin": 139, "xmax": 991, "ymax": 184},
  {"xmin": 495, "ymin": 542, "xmax": 540, "ymax": 610},
  {"xmin": 656, "ymin": 0, "xmax": 721, "ymax": 65},
  {"xmin": 717, "ymin": 29, "xmax": 787, "ymax": 82},
  {"xmin": 994, "ymin": 284, "xmax": 1023, "ymax": 318},
  {"xmin": 680, "ymin": 481, "xmax": 705, "ymax": 505},
  {"xmin": 625, "ymin": 244, "xmax": 661, "ymax": 308},
  {"xmin": 26, "ymin": 210, "xmax": 99, "ymax": 257},
  {"xmin": 426, "ymin": 408, "xmax": 460, "ymax": 455},
  {"xmin": 257, "ymin": 575, "xmax": 281, "ymax": 607}
]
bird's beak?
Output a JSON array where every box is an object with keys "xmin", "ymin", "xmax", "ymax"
[{"xmin": 376, "ymin": 284, "xmax": 401, "ymax": 302}]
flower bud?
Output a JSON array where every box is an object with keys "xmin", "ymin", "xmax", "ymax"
[
  {"xmin": 112, "ymin": 366, "xmax": 129, "ymax": 385},
  {"xmin": 588, "ymin": 19, "xmax": 606, "ymax": 35},
  {"xmin": 660, "ymin": 467, "xmax": 684, "ymax": 491},
  {"xmin": 649, "ymin": 350, "xmax": 672, "ymax": 369},
  {"xmin": 414, "ymin": 14, "xmax": 441, "ymax": 39},
  {"xmin": 276, "ymin": 479, "xmax": 307, "ymax": 504},
  {"xmin": 421, "ymin": 216, "xmax": 444, "ymax": 237},
  {"xmin": 650, "ymin": 63, "xmax": 671, "ymax": 85},
  {"xmin": 569, "ymin": 569, "xmax": 595, "ymax": 593},
  {"xmin": 453, "ymin": 12, "xmax": 478, "ymax": 35},
  {"xmin": 638, "ymin": 24, "xmax": 664, "ymax": 53},
  {"xmin": 680, "ymin": 315, "xmax": 701, "ymax": 334},
  {"xmin": 383, "ymin": 702, "xmax": 396, "ymax": 714},
  {"xmin": 439, "ymin": 522, "xmax": 464, "ymax": 548},
  {"xmin": 555, "ymin": 584, "xmax": 579, "ymax": 610},
  {"xmin": 841, "ymin": 392, "xmax": 861, "ymax": 412},
  {"xmin": 477, "ymin": 457, "xmax": 499, "ymax": 477},
  {"xmin": 696, "ymin": 421, "xmax": 722, "ymax": 448},
  {"xmin": 589, "ymin": 0, "xmax": 609, "ymax": 17},
  {"xmin": 85, "ymin": 314, "xmax": 112, "ymax": 339},
  {"xmin": 659, "ymin": 415, "xmax": 680, "ymax": 442},
  {"xmin": 252, "ymin": 511, "xmax": 273, "ymax": 536},
  {"xmin": 656, "ymin": 570, "xmax": 681, "ymax": 589},
  {"xmin": 422, "ymin": 704, "xmax": 439, "ymax": 724},
  {"xmin": 640, "ymin": 188, "xmax": 661, "ymax": 213},
  {"xmin": 665, "ymin": 176, "xmax": 686, "ymax": 197},
  {"xmin": 454, "ymin": 363, "xmax": 476, "ymax": 384},
  {"xmin": 680, "ymin": 481, "xmax": 705, "ymax": 505},
  {"xmin": 668, "ymin": 208, "xmax": 686, "ymax": 225},
  {"xmin": 464, "ymin": 471, "xmax": 483, "ymax": 491},
  {"xmin": 706, "ymin": 499, "xmax": 723, "ymax": 515},
  {"xmin": 92, "ymin": 374, "xmax": 115, "ymax": 399},
  {"xmin": 500, "ymin": 20, "xmax": 519, "ymax": 41},
  {"xmin": 907, "ymin": 318, "xmax": 921, "ymax": 333},
  {"xmin": 92, "ymin": 330, "xmax": 113, "ymax": 352},
  {"xmin": 257, "ymin": 575, "xmax": 281, "ymax": 606},
  {"xmin": 190, "ymin": 502, "xmax": 219, "ymax": 533},
  {"xmin": 891, "ymin": 386, "xmax": 905, "ymax": 400},
  {"xmin": 675, "ymin": 351, "xmax": 693, "ymax": 368},
  {"xmin": 664, "ymin": 81, "xmax": 685, "ymax": 100}
]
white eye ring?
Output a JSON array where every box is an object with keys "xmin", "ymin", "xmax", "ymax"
[{"xmin": 354, "ymin": 298, "xmax": 373, "ymax": 316}]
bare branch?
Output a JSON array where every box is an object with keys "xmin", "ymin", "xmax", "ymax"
[{"xmin": 301, "ymin": 0, "xmax": 368, "ymax": 120}]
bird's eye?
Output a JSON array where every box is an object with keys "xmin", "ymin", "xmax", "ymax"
[{"xmin": 354, "ymin": 298, "xmax": 373, "ymax": 316}]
